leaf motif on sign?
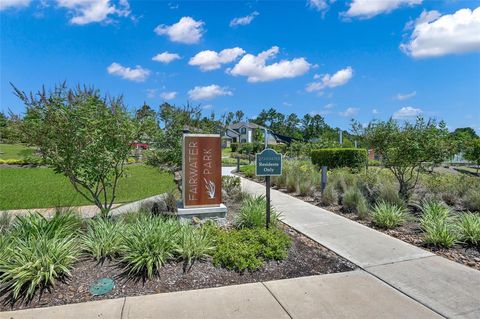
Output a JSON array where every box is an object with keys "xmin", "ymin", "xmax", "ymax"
[{"xmin": 204, "ymin": 178, "xmax": 216, "ymax": 199}]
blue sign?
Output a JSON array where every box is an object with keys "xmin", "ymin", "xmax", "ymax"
[{"xmin": 255, "ymin": 148, "xmax": 282, "ymax": 176}]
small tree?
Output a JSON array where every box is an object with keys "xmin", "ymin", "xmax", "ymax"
[
  {"xmin": 464, "ymin": 138, "xmax": 480, "ymax": 173},
  {"xmin": 364, "ymin": 117, "xmax": 450, "ymax": 199},
  {"xmin": 15, "ymin": 84, "xmax": 138, "ymax": 217}
]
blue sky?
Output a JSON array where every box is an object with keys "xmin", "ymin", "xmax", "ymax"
[{"xmin": 1, "ymin": 0, "xmax": 479, "ymax": 132}]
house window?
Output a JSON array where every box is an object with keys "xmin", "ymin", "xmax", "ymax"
[
  {"xmin": 241, "ymin": 127, "xmax": 246, "ymax": 134},
  {"xmin": 241, "ymin": 139, "xmax": 246, "ymax": 143}
]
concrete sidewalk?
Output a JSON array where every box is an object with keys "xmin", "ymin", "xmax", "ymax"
[
  {"xmin": 241, "ymin": 177, "xmax": 480, "ymax": 319},
  {"xmin": 1, "ymin": 270, "xmax": 442, "ymax": 319}
]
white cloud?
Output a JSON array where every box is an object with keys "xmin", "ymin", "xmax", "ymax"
[
  {"xmin": 372, "ymin": 108, "xmax": 379, "ymax": 114},
  {"xmin": 339, "ymin": 107, "xmax": 359, "ymax": 117},
  {"xmin": 344, "ymin": 0, "xmax": 422, "ymax": 19},
  {"xmin": 395, "ymin": 91, "xmax": 416, "ymax": 100},
  {"xmin": 0, "ymin": 0, "xmax": 30, "ymax": 10},
  {"xmin": 152, "ymin": 52, "xmax": 181, "ymax": 63},
  {"xmin": 230, "ymin": 11, "xmax": 259, "ymax": 27},
  {"xmin": 306, "ymin": 66, "xmax": 353, "ymax": 92},
  {"xmin": 146, "ymin": 88, "xmax": 157, "ymax": 98},
  {"xmin": 154, "ymin": 16, "xmax": 204, "ymax": 44},
  {"xmin": 188, "ymin": 85, "xmax": 232, "ymax": 100},
  {"xmin": 202, "ymin": 104, "xmax": 213, "ymax": 110},
  {"xmin": 189, "ymin": 47, "xmax": 245, "ymax": 71},
  {"xmin": 229, "ymin": 46, "xmax": 311, "ymax": 82},
  {"xmin": 307, "ymin": 0, "xmax": 335, "ymax": 13},
  {"xmin": 107, "ymin": 62, "xmax": 150, "ymax": 82},
  {"xmin": 401, "ymin": 7, "xmax": 480, "ymax": 58},
  {"xmin": 308, "ymin": 0, "xmax": 328, "ymax": 11},
  {"xmin": 160, "ymin": 91, "xmax": 177, "ymax": 100},
  {"xmin": 393, "ymin": 106, "xmax": 423, "ymax": 119},
  {"xmin": 56, "ymin": 0, "xmax": 131, "ymax": 25},
  {"xmin": 324, "ymin": 103, "xmax": 335, "ymax": 109}
]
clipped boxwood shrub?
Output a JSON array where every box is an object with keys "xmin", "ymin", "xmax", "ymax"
[{"xmin": 311, "ymin": 148, "xmax": 367, "ymax": 169}]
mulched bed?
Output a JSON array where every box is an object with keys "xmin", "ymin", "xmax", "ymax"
[
  {"xmin": 0, "ymin": 196, "xmax": 356, "ymax": 311},
  {"xmin": 242, "ymin": 175, "xmax": 480, "ymax": 271}
]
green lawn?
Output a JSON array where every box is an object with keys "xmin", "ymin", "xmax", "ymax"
[
  {"xmin": 222, "ymin": 147, "xmax": 232, "ymax": 157},
  {"xmin": 0, "ymin": 165, "xmax": 175, "ymax": 210},
  {"xmin": 0, "ymin": 144, "xmax": 36, "ymax": 160}
]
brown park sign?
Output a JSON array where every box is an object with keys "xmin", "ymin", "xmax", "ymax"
[{"xmin": 182, "ymin": 134, "xmax": 222, "ymax": 208}]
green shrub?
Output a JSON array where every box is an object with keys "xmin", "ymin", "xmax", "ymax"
[
  {"xmin": 420, "ymin": 200, "xmax": 457, "ymax": 248},
  {"xmin": 463, "ymin": 189, "xmax": 480, "ymax": 212},
  {"xmin": 230, "ymin": 143, "xmax": 238, "ymax": 152},
  {"xmin": 222, "ymin": 176, "xmax": 241, "ymax": 197},
  {"xmin": 82, "ymin": 218, "xmax": 124, "ymax": 261},
  {"xmin": 240, "ymin": 164, "xmax": 255, "ymax": 178},
  {"xmin": 321, "ymin": 184, "xmax": 338, "ymax": 206},
  {"xmin": 212, "ymin": 228, "xmax": 291, "ymax": 271},
  {"xmin": 456, "ymin": 212, "xmax": 480, "ymax": 247},
  {"xmin": 120, "ymin": 216, "xmax": 180, "ymax": 278},
  {"xmin": 368, "ymin": 159, "xmax": 381, "ymax": 166},
  {"xmin": 371, "ymin": 201, "xmax": 408, "ymax": 229},
  {"xmin": 0, "ymin": 235, "xmax": 80, "ymax": 300},
  {"xmin": 235, "ymin": 195, "xmax": 280, "ymax": 229},
  {"xmin": 311, "ymin": 148, "xmax": 367, "ymax": 169},
  {"xmin": 176, "ymin": 225, "xmax": 215, "ymax": 272}
]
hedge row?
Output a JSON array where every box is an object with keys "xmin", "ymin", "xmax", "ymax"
[{"xmin": 311, "ymin": 148, "xmax": 367, "ymax": 169}]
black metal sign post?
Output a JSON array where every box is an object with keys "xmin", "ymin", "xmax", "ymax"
[
  {"xmin": 265, "ymin": 175, "xmax": 271, "ymax": 229},
  {"xmin": 255, "ymin": 148, "xmax": 282, "ymax": 229}
]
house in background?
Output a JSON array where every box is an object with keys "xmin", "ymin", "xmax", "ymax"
[{"xmin": 222, "ymin": 122, "xmax": 277, "ymax": 147}]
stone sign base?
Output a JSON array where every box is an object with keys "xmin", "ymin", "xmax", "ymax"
[{"xmin": 177, "ymin": 202, "xmax": 227, "ymax": 219}]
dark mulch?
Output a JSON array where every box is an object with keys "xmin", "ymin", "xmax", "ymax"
[
  {"xmin": 0, "ymin": 194, "xmax": 356, "ymax": 311},
  {"xmin": 327, "ymin": 205, "xmax": 480, "ymax": 271}
]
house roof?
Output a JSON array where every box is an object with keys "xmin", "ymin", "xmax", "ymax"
[{"xmin": 226, "ymin": 122, "xmax": 266, "ymax": 130}]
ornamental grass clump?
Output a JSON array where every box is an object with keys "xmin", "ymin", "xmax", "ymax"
[
  {"xmin": 462, "ymin": 189, "xmax": 480, "ymax": 212},
  {"xmin": 11, "ymin": 211, "xmax": 82, "ymax": 240},
  {"xmin": 82, "ymin": 217, "xmax": 124, "ymax": 261},
  {"xmin": 321, "ymin": 183, "xmax": 338, "ymax": 206},
  {"xmin": 370, "ymin": 201, "xmax": 408, "ymax": 229},
  {"xmin": 376, "ymin": 182, "xmax": 405, "ymax": 208},
  {"xmin": 420, "ymin": 200, "xmax": 457, "ymax": 248},
  {"xmin": 456, "ymin": 212, "xmax": 480, "ymax": 247},
  {"xmin": 0, "ymin": 211, "xmax": 82, "ymax": 300},
  {"xmin": 0, "ymin": 236, "xmax": 80, "ymax": 300},
  {"xmin": 235, "ymin": 195, "xmax": 280, "ymax": 229},
  {"xmin": 176, "ymin": 225, "xmax": 215, "ymax": 273},
  {"xmin": 298, "ymin": 178, "xmax": 314, "ymax": 197},
  {"xmin": 119, "ymin": 216, "xmax": 180, "ymax": 278},
  {"xmin": 342, "ymin": 187, "xmax": 363, "ymax": 212}
]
